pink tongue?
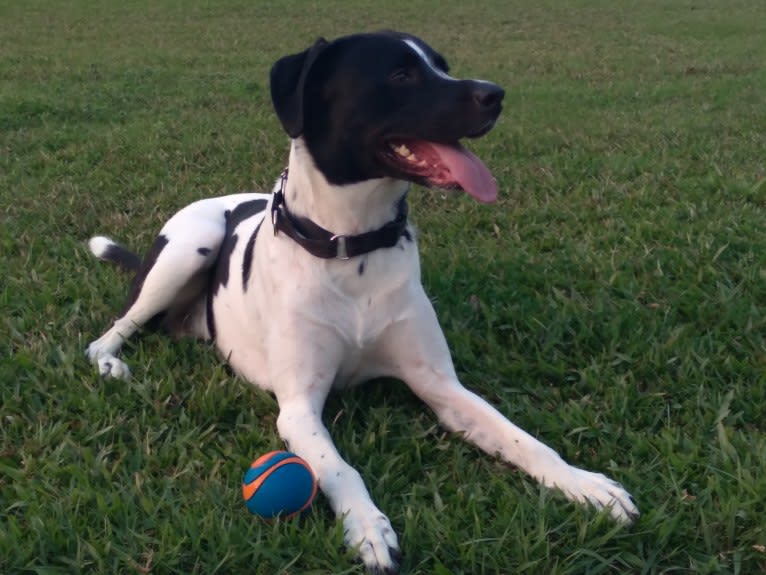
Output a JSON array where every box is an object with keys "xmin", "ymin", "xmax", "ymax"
[{"xmin": 429, "ymin": 142, "xmax": 498, "ymax": 203}]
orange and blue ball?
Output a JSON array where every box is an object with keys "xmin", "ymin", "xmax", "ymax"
[{"xmin": 242, "ymin": 450, "xmax": 318, "ymax": 519}]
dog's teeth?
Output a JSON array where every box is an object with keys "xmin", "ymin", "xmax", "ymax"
[
  {"xmin": 391, "ymin": 143, "xmax": 423, "ymax": 163},
  {"xmin": 394, "ymin": 144, "xmax": 411, "ymax": 157}
]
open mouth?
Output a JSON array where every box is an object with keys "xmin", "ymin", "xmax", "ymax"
[{"xmin": 382, "ymin": 139, "xmax": 498, "ymax": 203}]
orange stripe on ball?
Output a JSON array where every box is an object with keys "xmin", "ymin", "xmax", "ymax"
[
  {"xmin": 242, "ymin": 456, "xmax": 314, "ymax": 502},
  {"xmin": 250, "ymin": 450, "xmax": 283, "ymax": 468}
]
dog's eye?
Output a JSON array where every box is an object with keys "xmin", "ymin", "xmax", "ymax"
[{"xmin": 388, "ymin": 68, "xmax": 414, "ymax": 83}]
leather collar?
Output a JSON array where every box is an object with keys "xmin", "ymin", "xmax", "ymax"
[{"xmin": 271, "ymin": 170, "xmax": 410, "ymax": 260}]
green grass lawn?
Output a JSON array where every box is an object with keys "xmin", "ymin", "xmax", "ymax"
[{"xmin": 2, "ymin": 1, "xmax": 765, "ymax": 573}]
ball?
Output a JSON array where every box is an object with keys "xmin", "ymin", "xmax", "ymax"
[{"xmin": 242, "ymin": 450, "xmax": 318, "ymax": 519}]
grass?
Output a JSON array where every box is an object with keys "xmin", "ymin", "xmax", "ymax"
[{"xmin": 1, "ymin": 0, "xmax": 765, "ymax": 573}]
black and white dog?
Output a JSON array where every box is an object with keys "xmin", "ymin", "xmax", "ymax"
[{"xmin": 87, "ymin": 31, "xmax": 637, "ymax": 573}]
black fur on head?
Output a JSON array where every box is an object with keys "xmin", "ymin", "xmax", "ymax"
[
  {"xmin": 270, "ymin": 37, "xmax": 329, "ymax": 138},
  {"xmin": 269, "ymin": 31, "xmax": 504, "ymax": 200}
]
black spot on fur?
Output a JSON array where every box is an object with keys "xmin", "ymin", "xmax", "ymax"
[
  {"xmin": 207, "ymin": 232, "xmax": 237, "ymax": 342},
  {"xmin": 210, "ymin": 199, "xmax": 268, "ymax": 297},
  {"xmin": 210, "ymin": 233, "xmax": 237, "ymax": 299},
  {"xmin": 227, "ymin": 199, "xmax": 267, "ymax": 233},
  {"xmin": 207, "ymin": 199, "xmax": 268, "ymax": 339},
  {"xmin": 121, "ymin": 234, "xmax": 169, "ymax": 315},
  {"xmin": 197, "ymin": 247, "xmax": 211, "ymax": 256},
  {"xmin": 242, "ymin": 219, "xmax": 264, "ymax": 291},
  {"xmin": 358, "ymin": 260, "xmax": 365, "ymax": 276}
]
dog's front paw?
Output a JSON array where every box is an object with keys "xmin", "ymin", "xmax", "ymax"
[
  {"xmin": 86, "ymin": 343, "xmax": 131, "ymax": 380},
  {"xmin": 344, "ymin": 509, "xmax": 401, "ymax": 574},
  {"xmin": 558, "ymin": 467, "xmax": 639, "ymax": 523},
  {"xmin": 96, "ymin": 354, "xmax": 131, "ymax": 379}
]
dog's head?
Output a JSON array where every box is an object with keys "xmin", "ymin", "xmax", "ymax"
[{"xmin": 270, "ymin": 31, "xmax": 504, "ymax": 203}]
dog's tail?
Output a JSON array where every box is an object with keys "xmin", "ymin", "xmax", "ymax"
[{"xmin": 88, "ymin": 236, "xmax": 141, "ymax": 272}]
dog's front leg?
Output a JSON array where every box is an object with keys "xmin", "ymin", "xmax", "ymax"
[
  {"xmin": 416, "ymin": 379, "xmax": 638, "ymax": 522},
  {"xmin": 274, "ymin": 388, "xmax": 401, "ymax": 573},
  {"xmin": 378, "ymin": 292, "xmax": 639, "ymax": 523}
]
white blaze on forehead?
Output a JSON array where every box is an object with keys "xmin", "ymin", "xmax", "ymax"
[{"xmin": 402, "ymin": 38, "xmax": 455, "ymax": 81}]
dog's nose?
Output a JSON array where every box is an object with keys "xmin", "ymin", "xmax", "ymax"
[{"xmin": 472, "ymin": 83, "xmax": 505, "ymax": 110}]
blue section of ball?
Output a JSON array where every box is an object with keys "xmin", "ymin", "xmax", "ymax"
[{"xmin": 243, "ymin": 451, "xmax": 316, "ymax": 519}]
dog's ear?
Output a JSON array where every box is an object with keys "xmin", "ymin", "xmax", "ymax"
[{"xmin": 270, "ymin": 38, "xmax": 328, "ymax": 138}]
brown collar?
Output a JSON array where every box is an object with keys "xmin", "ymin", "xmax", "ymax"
[{"xmin": 271, "ymin": 170, "xmax": 410, "ymax": 260}]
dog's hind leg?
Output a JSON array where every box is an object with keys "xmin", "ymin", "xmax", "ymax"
[
  {"xmin": 86, "ymin": 232, "xmax": 218, "ymax": 378},
  {"xmin": 86, "ymin": 195, "xmax": 255, "ymax": 378}
]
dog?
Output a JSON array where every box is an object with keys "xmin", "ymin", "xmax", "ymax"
[{"xmin": 86, "ymin": 31, "xmax": 638, "ymax": 573}]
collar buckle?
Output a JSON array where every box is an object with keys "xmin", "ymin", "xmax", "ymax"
[{"xmin": 331, "ymin": 235, "xmax": 350, "ymax": 260}]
